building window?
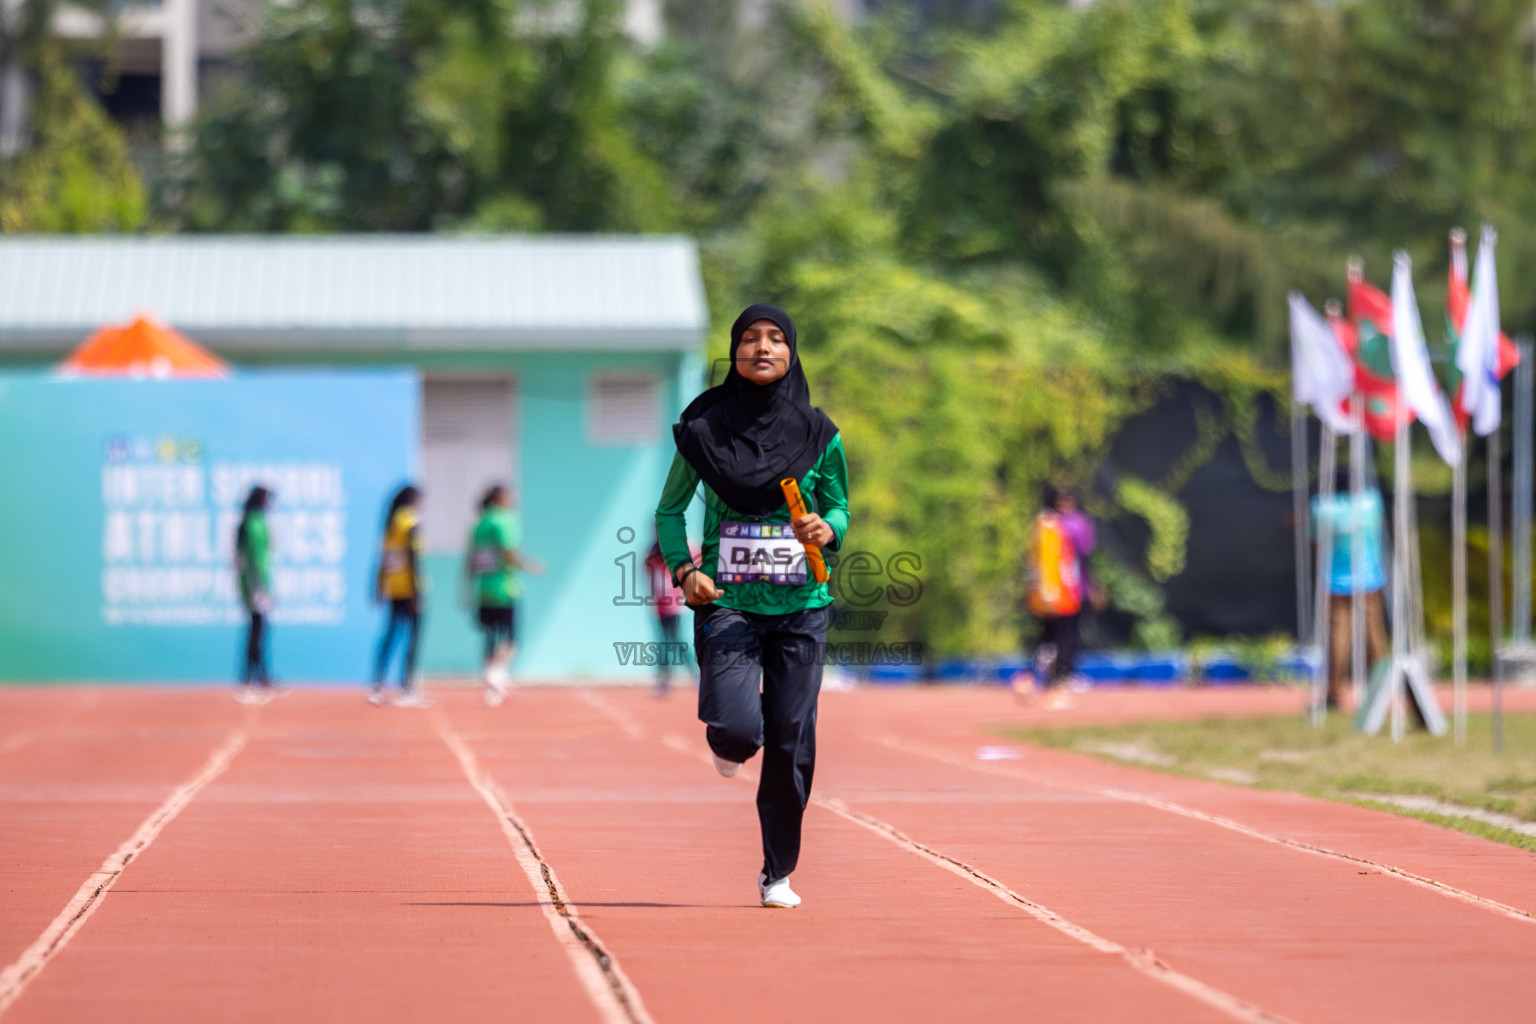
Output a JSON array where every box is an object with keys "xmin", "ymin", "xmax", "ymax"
[
  {"xmin": 420, "ymin": 377, "xmax": 517, "ymax": 555},
  {"xmin": 588, "ymin": 373, "xmax": 660, "ymax": 445}
]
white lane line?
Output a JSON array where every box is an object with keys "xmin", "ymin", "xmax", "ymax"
[
  {"xmin": 575, "ymin": 689, "xmax": 644, "ymax": 741},
  {"xmin": 433, "ymin": 715, "xmax": 655, "ymax": 1024},
  {"xmin": 877, "ymin": 733, "xmax": 1535, "ymax": 925},
  {"xmin": 660, "ymin": 733, "xmax": 756, "ymax": 779},
  {"xmin": 655, "ymin": 732, "xmax": 1291, "ymax": 1024},
  {"xmin": 0, "ymin": 727, "xmax": 248, "ymax": 1016},
  {"xmin": 817, "ymin": 796, "xmax": 1296, "ymax": 1024},
  {"xmin": 0, "ymin": 733, "xmax": 34, "ymax": 755}
]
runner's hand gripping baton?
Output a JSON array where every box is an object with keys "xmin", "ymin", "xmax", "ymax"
[{"xmin": 779, "ymin": 478, "xmax": 830, "ymax": 584}]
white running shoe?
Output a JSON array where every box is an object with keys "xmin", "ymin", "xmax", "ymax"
[
  {"xmin": 1034, "ymin": 643, "xmax": 1058, "ymax": 685},
  {"xmin": 392, "ymin": 690, "xmax": 433, "ymax": 708},
  {"xmin": 712, "ymin": 752, "xmax": 742, "ymax": 778},
  {"xmin": 1045, "ymin": 690, "xmax": 1076, "ymax": 711},
  {"xmin": 482, "ymin": 664, "xmax": 510, "ymax": 707},
  {"xmin": 367, "ymin": 688, "xmax": 388, "ymax": 707},
  {"xmin": 758, "ymin": 873, "xmax": 800, "ymax": 909}
]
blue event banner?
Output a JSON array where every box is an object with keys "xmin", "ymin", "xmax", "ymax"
[{"xmin": 0, "ymin": 372, "xmax": 419, "ymax": 683}]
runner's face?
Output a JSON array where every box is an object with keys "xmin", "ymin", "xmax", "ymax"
[{"xmin": 736, "ymin": 319, "xmax": 791, "ymax": 385}]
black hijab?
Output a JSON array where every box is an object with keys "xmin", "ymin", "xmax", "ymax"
[{"xmin": 673, "ymin": 303, "xmax": 838, "ymax": 517}]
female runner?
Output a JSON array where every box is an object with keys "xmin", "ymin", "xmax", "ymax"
[{"xmin": 655, "ymin": 303, "xmax": 848, "ymax": 909}]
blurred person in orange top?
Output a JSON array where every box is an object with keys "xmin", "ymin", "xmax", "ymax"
[{"xmin": 1016, "ymin": 485, "xmax": 1099, "ymax": 710}]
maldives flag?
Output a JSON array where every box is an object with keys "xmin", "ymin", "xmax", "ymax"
[
  {"xmin": 1346, "ymin": 269, "xmax": 1411, "ymax": 440},
  {"xmin": 1447, "ymin": 226, "xmax": 1520, "ymax": 435}
]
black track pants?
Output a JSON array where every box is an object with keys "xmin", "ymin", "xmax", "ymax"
[
  {"xmin": 695, "ymin": 603, "xmax": 830, "ymax": 884},
  {"xmin": 243, "ymin": 611, "xmax": 269, "ymax": 684},
  {"xmin": 1035, "ymin": 612, "xmax": 1080, "ymax": 686}
]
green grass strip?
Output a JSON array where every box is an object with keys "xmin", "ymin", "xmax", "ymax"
[{"xmin": 1006, "ymin": 711, "xmax": 1536, "ymax": 852}]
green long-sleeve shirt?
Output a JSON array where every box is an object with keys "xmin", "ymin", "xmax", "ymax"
[
  {"xmin": 237, "ymin": 513, "xmax": 271, "ymax": 608},
  {"xmin": 655, "ymin": 433, "xmax": 849, "ymax": 616}
]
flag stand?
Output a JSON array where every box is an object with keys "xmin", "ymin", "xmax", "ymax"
[
  {"xmin": 1359, "ymin": 416, "xmax": 1448, "ymax": 739},
  {"xmin": 1358, "ymin": 253, "xmax": 1452, "ymax": 739}
]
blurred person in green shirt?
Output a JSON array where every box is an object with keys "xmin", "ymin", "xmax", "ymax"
[
  {"xmin": 465, "ymin": 484, "xmax": 542, "ymax": 706},
  {"xmin": 655, "ymin": 303, "xmax": 848, "ymax": 910},
  {"xmin": 234, "ymin": 485, "xmax": 274, "ymax": 700}
]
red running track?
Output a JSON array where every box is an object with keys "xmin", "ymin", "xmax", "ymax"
[{"xmin": 1, "ymin": 684, "xmax": 1533, "ymax": 1022}]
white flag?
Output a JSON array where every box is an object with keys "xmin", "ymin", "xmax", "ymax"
[
  {"xmin": 1456, "ymin": 225, "xmax": 1502, "ymax": 436},
  {"xmin": 1390, "ymin": 251, "xmax": 1462, "ymax": 466},
  {"xmin": 1288, "ymin": 292, "xmax": 1355, "ymax": 435}
]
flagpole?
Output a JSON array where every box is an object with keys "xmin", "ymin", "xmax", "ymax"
[
  {"xmin": 1323, "ymin": 296, "xmax": 1368, "ymax": 713},
  {"xmin": 1504, "ymin": 336, "xmax": 1536, "ymax": 753},
  {"xmin": 1391, "ymin": 406, "xmax": 1410, "ymax": 743},
  {"xmin": 1450, "ymin": 226, "xmax": 1470, "ymax": 747},
  {"xmin": 1327, "ymin": 290, "xmax": 1369, "ymax": 712},
  {"xmin": 1349, "ymin": 395, "xmax": 1368, "ymax": 708},
  {"xmin": 1489, "ymin": 419, "xmax": 1504, "ymax": 747},
  {"xmin": 1292, "ymin": 404, "xmax": 1312, "ymax": 648},
  {"xmin": 1453, "ymin": 427, "xmax": 1468, "ymax": 745},
  {"xmin": 1312, "ymin": 428, "xmax": 1337, "ymax": 726}
]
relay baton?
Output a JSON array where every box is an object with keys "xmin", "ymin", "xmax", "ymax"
[{"xmin": 779, "ymin": 478, "xmax": 830, "ymax": 584}]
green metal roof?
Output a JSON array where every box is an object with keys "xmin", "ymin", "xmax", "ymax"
[{"xmin": 0, "ymin": 235, "xmax": 707, "ymax": 352}]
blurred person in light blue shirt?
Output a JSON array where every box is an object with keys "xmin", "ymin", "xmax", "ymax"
[{"xmin": 1309, "ymin": 466, "xmax": 1388, "ymax": 710}]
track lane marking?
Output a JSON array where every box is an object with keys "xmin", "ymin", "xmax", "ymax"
[
  {"xmin": 433, "ymin": 713, "xmax": 655, "ymax": 1024},
  {"xmin": 652, "ymin": 731, "xmax": 1292, "ymax": 1024},
  {"xmin": 815, "ymin": 795, "xmax": 1296, "ymax": 1024},
  {"xmin": 575, "ymin": 689, "xmax": 644, "ymax": 741},
  {"xmin": 0, "ymin": 733, "xmax": 34, "ymax": 756},
  {"xmin": 0, "ymin": 726, "xmax": 249, "ymax": 1016},
  {"xmin": 2, "ymin": 689, "xmax": 106, "ymax": 758},
  {"xmin": 877, "ymin": 733, "xmax": 1535, "ymax": 925}
]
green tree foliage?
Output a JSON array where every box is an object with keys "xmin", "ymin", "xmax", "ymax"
[
  {"xmin": 0, "ymin": 5, "xmax": 146, "ymax": 233},
  {"xmin": 171, "ymin": 0, "xmax": 673, "ymax": 231}
]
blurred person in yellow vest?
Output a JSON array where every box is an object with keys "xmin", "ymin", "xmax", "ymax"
[{"xmin": 372, "ymin": 485, "xmax": 429, "ymax": 707}]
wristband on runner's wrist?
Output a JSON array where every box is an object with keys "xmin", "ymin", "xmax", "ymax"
[{"xmin": 675, "ymin": 564, "xmax": 698, "ymax": 586}]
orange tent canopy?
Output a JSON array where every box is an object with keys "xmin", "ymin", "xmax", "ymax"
[{"xmin": 59, "ymin": 315, "xmax": 228, "ymax": 379}]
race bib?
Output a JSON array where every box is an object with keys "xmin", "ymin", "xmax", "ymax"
[
  {"xmin": 717, "ymin": 521, "xmax": 808, "ymax": 585},
  {"xmin": 381, "ymin": 550, "xmax": 410, "ymax": 573},
  {"xmin": 469, "ymin": 546, "xmax": 501, "ymax": 575}
]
